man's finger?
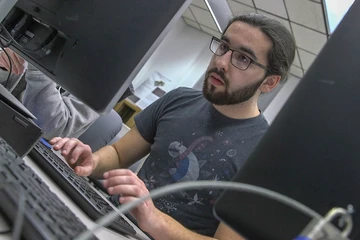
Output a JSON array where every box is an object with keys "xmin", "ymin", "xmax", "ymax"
[
  {"xmin": 49, "ymin": 137, "xmax": 63, "ymax": 145},
  {"xmin": 51, "ymin": 137, "xmax": 70, "ymax": 150},
  {"xmin": 107, "ymin": 184, "xmax": 144, "ymax": 197},
  {"xmin": 103, "ymin": 169, "xmax": 134, "ymax": 179},
  {"xmin": 67, "ymin": 144, "xmax": 91, "ymax": 164},
  {"xmin": 104, "ymin": 175, "xmax": 139, "ymax": 188},
  {"xmin": 74, "ymin": 165, "xmax": 92, "ymax": 176}
]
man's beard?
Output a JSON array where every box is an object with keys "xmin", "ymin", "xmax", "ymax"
[{"xmin": 202, "ymin": 68, "xmax": 266, "ymax": 105}]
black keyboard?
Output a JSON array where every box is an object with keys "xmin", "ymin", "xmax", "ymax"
[
  {"xmin": 0, "ymin": 138, "xmax": 98, "ymax": 240},
  {"xmin": 29, "ymin": 140, "xmax": 136, "ymax": 237}
]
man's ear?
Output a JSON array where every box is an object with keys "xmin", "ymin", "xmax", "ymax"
[{"xmin": 260, "ymin": 75, "xmax": 281, "ymax": 93}]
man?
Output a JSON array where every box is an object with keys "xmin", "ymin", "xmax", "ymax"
[{"xmin": 50, "ymin": 14, "xmax": 296, "ymax": 239}]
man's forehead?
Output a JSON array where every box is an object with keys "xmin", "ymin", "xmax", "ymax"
[{"xmin": 223, "ymin": 21, "xmax": 272, "ymax": 61}]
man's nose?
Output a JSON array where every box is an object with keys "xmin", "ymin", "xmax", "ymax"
[{"xmin": 215, "ymin": 50, "xmax": 232, "ymax": 72}]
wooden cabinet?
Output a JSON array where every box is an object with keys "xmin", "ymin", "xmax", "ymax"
[{"xmin": 113, "ymin": 99, "xmax": 142, "ymax": 128}]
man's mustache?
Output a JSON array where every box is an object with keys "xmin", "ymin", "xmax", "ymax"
[{"xmin": 206, "ymin": 68, "xmax": 228, "ymax": 85}]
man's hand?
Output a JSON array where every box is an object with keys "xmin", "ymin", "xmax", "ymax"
[
  {"xmin": 50, "ymin": 137, "xmax": 98, "ymax": 176},
  {"xmin": 0, "ymin": 48, "xmax": 27, "ymax": 75},
  {"xmin": 103, "ymin": 169, "xmax": 161, "ymax": 233}
]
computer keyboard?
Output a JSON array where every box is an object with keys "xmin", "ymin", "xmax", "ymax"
[
  {"xmin": 28, "ymin": 140, "xmax": 137, "ymax": 237},
  {"xmin": 0, "ymin": 138, "xmax": 98, "ymax": 240}
]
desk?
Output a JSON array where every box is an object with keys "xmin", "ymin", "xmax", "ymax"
[{"xmin": 0, "ymin": 155, "xmax": 150, "ymax": 240}]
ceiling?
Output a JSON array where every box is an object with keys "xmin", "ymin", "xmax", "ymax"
[{"xmin": 182, "ymin": 0, "xmax": 329, "ymax": 79}]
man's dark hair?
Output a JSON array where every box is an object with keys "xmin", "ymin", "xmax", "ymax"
[{"xmin": 223, "ymin": 14, "xmax": 296, "ymax": 83}]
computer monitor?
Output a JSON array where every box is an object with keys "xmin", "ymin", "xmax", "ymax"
[
  {"xmin": 0, "ymin": 0, "xmax": 191, "ymax": 113},
  {"xmin": 214, "ymin": 1, "xmax": 360, "ymax": 240}
]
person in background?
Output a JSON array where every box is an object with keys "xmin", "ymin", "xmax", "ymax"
[
  {"xmin": 50, "ymin": 14, "xmax": 296, "ymax": 240},
  {"xmin": 0, "ymin": 48, "xmax": 132, "ymax": 144}
]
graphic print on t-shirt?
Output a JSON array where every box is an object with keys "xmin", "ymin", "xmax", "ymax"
[
  {"xmin": 167, "ymin": 136, "xmax": 213, "ymax": 182},
  {"xmin": 140, "ymin": 128, "xmax": 251, "ymax": 224}
]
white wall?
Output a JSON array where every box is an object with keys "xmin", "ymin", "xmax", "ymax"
[{"xmin": 132, "ymin": 18, "xmax": 213, "ymax": 109}]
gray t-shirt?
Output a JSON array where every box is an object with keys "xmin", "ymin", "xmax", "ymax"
[{"xmin": 135, "ymin": 87, "xmax": 268, "ymax": 236}]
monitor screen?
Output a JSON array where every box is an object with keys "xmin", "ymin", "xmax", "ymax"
[
  {"xmin": 0, "ymin": 0, "xmax": 190, "ymax": 113},
  {"xmin": 214, "ymin": 0, "xmax": 360, "ymax": 239}
]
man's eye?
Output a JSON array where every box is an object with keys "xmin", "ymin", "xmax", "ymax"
[
  {"xmin": 237, "ymin": 53, "xmax": 249, "ymax": 62},
  {"xmin": 219, "ymin": 43, "xmax": 227, "ymax": 50}
]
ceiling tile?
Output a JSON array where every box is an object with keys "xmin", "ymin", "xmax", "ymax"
[
  {"xmin": 298, "ymin": 49, "xmax": 317, "ymax": 70},
  {"xmin": 183, "ymin": 17, "xmax": 201, "ymax": 30},
  {"xmin": 200, "ymin": 25, "xmax": 222, "ymax": 38},
  {"xmin": 231, "ymin": 0, "xmax": 255, "ymax": 7},
  {"xmin": 257, "ymin": 10, "xmax": 291, "ymax": 33},
  {"xmin": 183, "ymin": 8, "xmax": 196, "ymax": 21},
  {"xmin": 289, "ymin": 65, "xmax": 304, "ymax": 78},
  {"xmin": 293, "ymin": 49, "xmax": 301, "ymax": 67},
  {"xmin": 190, "ymin": 5, "xmax": 218, "ymax": 31},
  {"xmin": 285, "ymin": 0, "xmax": 326, "ymax": 33},
  {"xmin": 227, "ymin": 0, "xmax": 257, "ymax": 16},
  {"xmin": 254, "ymin": 0, "xmax": 288, "ymax": 18},
  {"xmin": 191, "ymin": 0, "xmax": 208, "ymax": 9},
  {"xmin": 291, "ymin": 23, "xmax": 327, "ymax": 54}
]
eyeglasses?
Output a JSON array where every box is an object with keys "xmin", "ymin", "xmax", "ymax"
[{"xmin": 209, "ymin": 36, "xmax": 268, "ymax": 72}]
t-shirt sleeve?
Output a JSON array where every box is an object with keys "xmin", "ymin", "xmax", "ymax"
[{"xmin": 134, "ymin": 88, "xmax": 180, "ymax": 144}]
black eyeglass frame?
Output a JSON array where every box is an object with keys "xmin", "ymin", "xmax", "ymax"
[{"xmin": 209, "ymin": 36, "xmax": 269, "ymax": 72}]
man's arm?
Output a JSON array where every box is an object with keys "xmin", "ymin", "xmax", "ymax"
[
  {"xmin": 51, "ymin": 125, "xmax": 151, "ymax": 178},
  {"xmin": 104, "ymin": 168, "xmax": 246, "ymax": 240},
  {"xmin": 89, "ymin": 126, "xmax": 151, "ymax": 178},
  {"xmin": 147, "ymin": 210, "xmax": 245, "ymax": 240},
  {"xmin": 52, "ymin": 128, "xmax": 245, "ymax": 240}
]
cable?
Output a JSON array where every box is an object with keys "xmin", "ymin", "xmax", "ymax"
[
  {"xmin": 74, "ymin": 180, "xmax": 326, "ymax": 240},
  {"xmin": 0, "ymin": 23, "xmax": 52, "ymax": 53},
  {"xmin": 0, "ymin": 24, "xmax": 15, "ymax": 48},
  {"xmin": 0, "ymin": 44, "xmax": 13, "ymax": 89}
]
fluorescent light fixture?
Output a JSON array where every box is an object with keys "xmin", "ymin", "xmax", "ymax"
[
  {"xmin": 204, "ymin": 0, "xmax": 233, "ymax": 33},
  {"xmin": 204, "ymin": 0, "xmax": 223, "ymax": 32}
]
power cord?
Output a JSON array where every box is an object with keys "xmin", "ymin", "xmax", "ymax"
[
  {"xmin": 0, "ymin": 23, "xmax": 53, "ymax": 53},
  {"xmin": 0, "ymin": 24, "xmax": 14, "ymax": 48},
  {"xmin": 74, "ymin": 180, "xmax": 342, "ymax": 240}
]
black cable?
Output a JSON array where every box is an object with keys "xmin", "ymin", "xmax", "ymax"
[
  {"xmin": 0, "ymin": 23, "xmax": 50, "ymax": 53},
  {"xmin": 0, "ymin": 45, "xmax": 13, "ymax": 89},
  {"xmin": 0, "ymin": 25, "xmax": 14, "ymax": 48}
]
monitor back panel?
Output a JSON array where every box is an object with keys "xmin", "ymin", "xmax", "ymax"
[
  {"xmin": 3, "ymin": 0, "xmax": 190, "ymax": 113},
  {"xmin": 214, "ymin": 1, "xmax": 360, "ymax": 240}
]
